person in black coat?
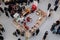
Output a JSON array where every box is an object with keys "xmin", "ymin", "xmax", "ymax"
[
  {"xmin": 0, "ymin": 36, "xmax": 4, "ymax": 40},
  {"xmin": 42, "ymin": 31, "xmax": 48, "ymax": 40},
  {"xmin": 1, "ymin": 28, "xmax": 5, "ymax": 32},
  {"xmin": 54, "ymin": 6, "xmax": 58, "ymax": 11},
  {"xmin": 37, "ymin": 0, "xmax": 40, "ymax": 3},
  {"xmin": 4, "ymin": 7, "xmax": 9, "ymax": 17},
  {"xmin": 36, "ymin": 28, "xmax": 40, "ymax": 35},
  {"xmin": 54, "ymin": 0, "xmax": 59, "ymax": 6},
  {"xmin": 47, "ymin": 3, "xmax": 51, "ymax": 10},
  {"xmin": 30, "ymin": 0, "xmax": 33, "ymax": 3},
  {"xmin": 13, "ymin": 31, "xmax": 18, "ymax": 37},
  {"xmin": 50, "ymin": 23, "xmax": 57, "ymax": 31},
  {"xmin": 8, "ymin": 4, "xmax": 12, "ymax": 13},
  {"xmin": 0, "ymin": 32, "xmax": 2, "ymax": 35},
  {"xmin": 32, "ymin": 32, "xmax": 35, "ymax": 36},
  {"xmin": 5, "ymin": 11, "xmax": 9, "ymax": 17},
  {"xmin": 16, "ymin": 29, "xmax": 20, "ymax": 35},
  {"xmin": 0, "ymin": 7, "xmax": 4, "ymax": 13},
  {"xmin": 0, "ymin": 27, "xmax": 5, "ymax": 32},
  {"xmin": 18, "ymin": 38, "xmax": 21, "ymax": 40}
]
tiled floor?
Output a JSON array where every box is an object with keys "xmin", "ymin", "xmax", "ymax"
[{"xmin": 0, "ymin": 0, "xmax": 60, "ymax": 40}]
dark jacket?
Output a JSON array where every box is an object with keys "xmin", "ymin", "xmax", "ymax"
[
  {"xmin": 16, "ymin": 29, "xmax": 20, "ymax": 35},
  {"xmin": 36, "ymin": 29, "xmax": 40, "ymax": 35},
  {"xmin": 50, "ymin": 23, "xmax": 57, "ymax": 31},
  {"xmin": 0, "ymin": 36, "xmax": 4, "ymax": 40},
  {"xmin": 54, "ymin": 0, "xmax": 59, "ymax": 6},
  {"xmin": 43, "ymin": 31, "xmax": 48, "ymax": 39},
  {"xmin": 54, "ymin": 6, "xmax": 58, "ymax": 11}
]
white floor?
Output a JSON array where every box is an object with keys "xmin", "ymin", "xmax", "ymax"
[{"xmin": 0, "ymin": 0, "xmax": 60, "ymax": 40}]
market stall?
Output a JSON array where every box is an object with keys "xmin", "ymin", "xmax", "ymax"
[{"xmin": 13, "ymin": 8, "xmax": 47, "ymax": 40}]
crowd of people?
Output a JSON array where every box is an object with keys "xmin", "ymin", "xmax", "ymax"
[
  {"xmin": 0, "ymin": 0, "xmax": 39, "ymax": 18},
  {"xmin": 12, "ymin": 28, "xmax": 40, "ymax": 40},
  {"xmin": 0, "ymin": 0, "xmax": 40, "ymax": 40},
  {"xmin": 0, "ymin": 0, "xmax": 60, "ymax": 40},
  {"xmin": 47, "ymin": 0, "xmax": 59, "ymax": 17},
  {"xmin": 47, "ymin": 0, "xmax": 59, "ymax": 11}
]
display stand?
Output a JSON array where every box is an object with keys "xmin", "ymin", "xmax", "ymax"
[{"xmin": 13, "ymin": 9, "xmax": 47, "ymax": 40}]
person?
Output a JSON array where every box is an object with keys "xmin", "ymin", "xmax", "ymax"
[
  {"xmin": 56, "ymin": 26, "xmax": 60, "ymax": 34},
  {"xmin": 10, "ymin": 10, "xmax": 15, "ymax": 18},
  {"xmin": 54, "ymin": 0, "xmax": 59, "ymax": 6},
  {"xmin": 0, "ymin": 24, "xmax": 5, "ymax": 32},
  {"xmin": 31, "ymin": 0, "xmax": 38, "ymax": 12},
  {"xmin": 26, "ymin": 17, "xmax": 32, "ymax": 22},
  {"xmin": 13, "ymin": 31, "xmax": 18, "ymax": 37},
  {"xmin": 5, "ymin": 11, "xmax": 9, "ymax": 17},
  {"xmin": 48, "ymin": 9, "xmax": 53, "ymax": 17},
  {"xmin": 8, "ymin": 4, "xmax": 16, "ymax": 18},
  {"xmin": 50, "ymin": 23, "xmax": 57, "ymax": 31},
  {"xmin": 54, "ymin": 6, "xmax": 58, "ymax": 11},
  {"xmin": 8, "ymin": 4, "xmax": 12, "ymax": 13},
  {"xmin": 0, "ymin": 36, "xmax": 4, "ymax": 40},
  {"xmin": 0, "ymin": 2, "xmax": 1, "ymax": 5},
  {"xmin": 22, "ymin": 5, "xmax": 25, "ymax": 10},
  {"xmin": 16, "ymin": 29, "xmax": 20, "ymax": 35},
  {"xmin": 0, "ymin": 24, "xmax": 2, "ymax": 27},
  {"xmin": 36, "ymin": 28, "xmax": 40, "ymax": 35},
  {"xmin": 4, "ymin": 7, "xmax": 9, "ymax": 17},
  {"xmin": 20, "ymin": 31, "xmax": 25, "ymax": 36},
  {"xmin": 37, "ymin": 0, "xmax": 39, "ymax": 3},
  {"xmin": 15, "ymin": 3, "xmax": 20, "ymax": 13},
  {"xmin": 20, "ymin": 15, "xmax": 25, "ymax": 23},
  {"xmin": 42, "ymin": 31, "xmax": 48, "ymax": 40},
  {"xmin": 47, "ymin": 3, "xmax": 51, "ymax": 10},
  {"xmin": 18, "ymin": 38, "xmax": 21, "ymax": 40},
  {"xmin": 30, "ymin": 0, "xmax": 33, "ymax": 3},
  {"xmin": 32, "ymin": 32, "xmax": 35, "ymax": 36},
  {"xmin": 0, "ymin": 27, "xmax": 5, "ymax": 32},
  {"xmin": 18, "ymin": 7, "xmax": 22, "ymax": 15},
  {"xmin": 0, "ymin": 32, "xmax": 2, "ymax": 35},
  {"xmin": 56, "ymin": 20, "xmax": 60, "ymax": 25},
  {"xmin": 0, "ymin": 7, "xmax": 4, "ymax": 13},
  {"xmin": 27, "ymin": 0, "xmax": 30, "ymax": 5},
  {"xmin": 23, "ymin": 0, "xmax": 27, "ymax": 5},
  {"xmin": 4, "ymin": 0, "xmax": 10, "ymax": 5}
]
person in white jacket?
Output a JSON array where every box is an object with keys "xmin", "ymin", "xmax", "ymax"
[{"xmin": 33, "ymin": 0, "xmax": 38, "ymax": 7}]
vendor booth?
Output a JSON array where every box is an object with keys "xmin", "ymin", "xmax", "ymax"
[{"xmin": 13, "ymin": 8, "xmax": 47, "ymax": 40}]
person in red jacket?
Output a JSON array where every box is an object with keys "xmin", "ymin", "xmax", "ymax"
[
  {"xmin": 26, "ymin": 17, "xmax": 32, "ymax": 22},
  {"xmin": 31, "ymin": 0, "xmax": 38, "ymax": 12}
]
